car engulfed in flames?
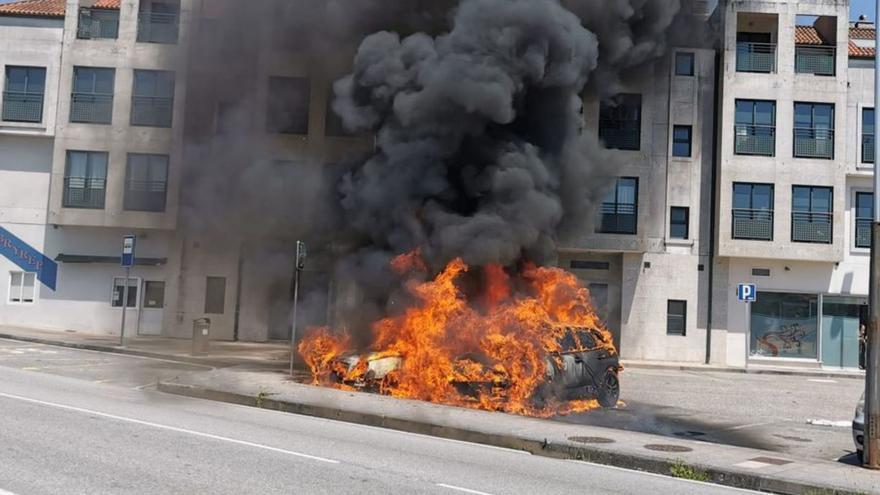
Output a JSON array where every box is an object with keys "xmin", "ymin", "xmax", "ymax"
[
  {"xmin": 299, "ymin": 254, "xmax": 621, "ymax": 417},
  {"xmin": 329, "ymin": 325, "xmax": 620, "ymax": 409}
]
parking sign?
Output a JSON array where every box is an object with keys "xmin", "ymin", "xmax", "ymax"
[
  {"xmin": 121, "ymin": 235, "xmax": 136, "ymax": 267},
  {"xmin": 737, "ymin": 283, "xmax": 756, "ymax": 302}
]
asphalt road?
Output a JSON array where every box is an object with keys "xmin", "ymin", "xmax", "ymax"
[
  {"xmin": 0, "ymin": 340, "xmax": 758, "ymax": 495},
  {"xmin": 564, "ymin": 367, "xmax": 865, "ymax": 462}
]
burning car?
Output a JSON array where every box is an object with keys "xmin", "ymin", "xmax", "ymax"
[{"xmin": 329, "ymin": 324, "xmax": 621, "ymax": 409}]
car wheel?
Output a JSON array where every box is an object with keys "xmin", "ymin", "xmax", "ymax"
[{"xmin": 597, "ymin": 367, "xmax": 620, "ymax": 408}]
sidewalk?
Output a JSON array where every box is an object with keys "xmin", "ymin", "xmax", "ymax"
[
  {"xmin": 157, "ymin": 367, "xmax": 880, "ymax": 495},
  {"xmin": 0, "ymin": 325, "xmax": 290, "ymax": 369},
  {"xmin": 622, "ymin": 359, "xmax": 866, "ymax": 380}
]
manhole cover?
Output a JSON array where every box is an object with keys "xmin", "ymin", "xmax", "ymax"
[
  {"xmin": 644, "ymin": 444, "xmax": 693, "ymax": 453},
  {"xmin": 568, "ymin": 436, "xmax": 616, "ymax": 444},
  {"xmin": 674, "ymin": 431, "xmax": 706, "ymax": 438}
]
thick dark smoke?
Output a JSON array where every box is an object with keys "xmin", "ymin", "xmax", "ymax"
[{"xmin": 181, "ymin": 0, "xmax": 694, "ymax": 336}]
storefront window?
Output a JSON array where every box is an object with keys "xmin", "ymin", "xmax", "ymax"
[
  {"xmin": 750, "ymin": 292, "xmax": 818, "ymax": 359},
  {"xmin": 821, "ymin": 297, "xmax": 866, "ymax": 369}
]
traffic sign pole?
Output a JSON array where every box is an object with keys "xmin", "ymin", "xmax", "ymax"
[
  {"xmin": 290, "ymin": 241, "xmax": 307, "ymax": 377},
  {"xmin": 119, "ymin": 265, "xmax": 130, "ymax": 346},
  {"xmin": 119, "ymin": 236, "xmax": 136, "ymax": 347},
  {"xmin": 867, "ymin": 5, "xmax": 880, "ymax": 468}
]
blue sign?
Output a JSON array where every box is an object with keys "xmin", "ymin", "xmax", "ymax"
[
  {"xmin": 0, "ymin": 226, "xmax": 57, "ymax": 291},
  {"xmin": 121, "ymin": 235, "xmax": 136, "ymax": 267},
  {"xmin": 737, "ymin": 283, "xmax": 757, "ymax": 302}
]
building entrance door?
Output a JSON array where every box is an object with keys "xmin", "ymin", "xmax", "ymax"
[{"xmin": 821, "ymin": 296, "xmax": 865, "ymax": 368}]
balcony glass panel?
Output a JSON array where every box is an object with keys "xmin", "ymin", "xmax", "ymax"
[
  {"xmin": 791, "ymin": 211, "xmax": 832, "ymax": 243},
  {"xmin": 63, "ymin": 177, "xmax": 106, "ymax": 209},
  {"xmin": 2, "ymin": 91, "xmax": 43, "ymax": 122},
  {"xmin": 736, "ymin": 42, "xmax": 776, "ymax": 73},
  {"xmin": 795, "ymin": 45, "xmax": 835, "ymax": 76},
  {"xmin": 735, "ymin": 125, "xmax": 775, "ymax": 156},
  {"xmin": 793, "ymin": 128, "xmax": 834, "ymax": 159},
  {"xmin": 732, "ymin": 209, "xmax": 773, "ymax": 240},
  {"xmin": 137, "ymin": 11, "xmax": 179, "ymax": 44}
]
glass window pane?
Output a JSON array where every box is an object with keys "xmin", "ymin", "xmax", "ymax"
[
  {"xmin": 94, "ymin": 69, "xmax": 114, "ymax": 93},
  {"xmin": 618, "ymin": 178, "xmax": 636, "ymax": 205},
  {"xmin": 750, "ymin": 292, "xmax": 819, "ymax": 359},
  {"xmin": 67, "ymin": 151, "xmax": 88, "ymax": 177},
  {"xmin": 753, "ymin": 185, "xmax": 773, "ymax": 210},
  {"xmin": 9, "ymin": 272, "xmax": 23, "ymax": 302},
  {"xmin": 857, "ymin": 192, "xmax": 874, "ymax": 218},
  {"xmin": 134, "ymin": 70, "xmax": 155, "ymax": 96},
  {"xmin": 794, "ymin": 103, "xmax": 812, "ymax": 127},
  {"xmin": 143, "ymin": 281, "xmax": 165, "ymax": 309},
  {"xmin": 6, "ymin": 67, "xmax": 27, "ymax": 92},
  {"xmin": 865, "ymin": 108, "xmax": 875, "ymax": 135},
  {"xmin": 675, "ymin": 53, "xmax": 694, "ymax": 76},
  {"xmin": 812, "ymin": 187, "xmax": 831, "ymax": 212},
  {"xmin": 735, "ymin": 100, "xmax": 754, "ymax": 125},
  {"xmin": 755, "ymin": 101, "xmax": 775, "ymax": 126},
  {"xmin": 27, "ymin": 68, "xmax": 45, "ymax": 93},
  {"xmin": 792, "ymin": 186, "xmax": 810, "ymax": 211},
  {"xmin": 733, "ymin": 184, "xmax": 750, "ymax": 208},
  {"xmin": 814, "ymin": 105, "xmax": 833, "ymax": 129},
  {"xmin": 22, "ymin": 273, "xmax": 35, "ymax": 302},
  {"xmin": 89, "ymin": 152, "xmax": 108, "ymax": 179},
  {"xmin": 73, "ymin": 68, "xmax": 92, "ymax": 93}
]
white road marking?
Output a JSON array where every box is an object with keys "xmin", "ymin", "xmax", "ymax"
[
  {"xmin": 807, "ymin": 379, "xmax": 837, "ymax": 384},
  {"xmin": 567, "ymin": 460, "xmax": 762, "ymax": 493},
  {"xmin": 0, "ymin": 488, "xmax": 19, "ymax": 495},
  {"xmin": 436, "ymin": 483, "xmax": 496, "ymax": 495},
  {"xmin": 805, "ymin": 419, "xmax": 850, "ymax": 428},
  {"xmin": 0, "ymin": 391, "xmax": 339, "ymax": 464}
]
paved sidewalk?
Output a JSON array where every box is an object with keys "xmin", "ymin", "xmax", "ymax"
[
  {"xmin": 622, "ymin": 359, "xmax": 865, "ymax": 380},
  {"xmin": 0, "ymin": 325, "xmax": 290, "ymax": 369},
  {"xmin": 158, "ymin": 368, "xmax": 879, "ymax": 495}
]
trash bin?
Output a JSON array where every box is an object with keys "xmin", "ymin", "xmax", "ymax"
[{"xmin": 192, "ymin": 317, "xmax": 211, "ymax": 356}]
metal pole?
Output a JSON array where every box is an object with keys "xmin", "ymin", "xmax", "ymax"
[
  {"xmin": 119, "ymin": 266, "xmax": 130, "ymax": 347},
  {"xmin": 289, "ymin": 267, "xmax": 301, "ymax": 377},
  {"xmin": 866, "ymin": 4, "xmax": 880, "ymax": 468}
]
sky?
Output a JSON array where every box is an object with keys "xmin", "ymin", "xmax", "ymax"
[{"xmin": 852, "ymin": 0, "xmax": 877, "ymax": 20}]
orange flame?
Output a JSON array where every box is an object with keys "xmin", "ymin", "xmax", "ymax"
[{"xmin": 299, "ymin": 253, "xmax": 617, "ymax": 417}]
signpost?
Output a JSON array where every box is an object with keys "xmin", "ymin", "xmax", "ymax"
[
  {"xmin": 868, "ymin": 2, "xmax": 880, "ymax": 469},
  {"xmin": 290, "ymin": 241, "xmax": 307, "ymax": 376},
  {"xmin": 119, "ymin": 235, "xmax": 136, "ymax": 346},
  {"xmin": 738, "ymin": 284, "xmax": 756, "ymax": 369}
]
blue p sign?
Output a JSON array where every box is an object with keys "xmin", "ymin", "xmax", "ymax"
[
  {"xmin": 737, "ymin": 283, "xmax": 756, "ymax": 302},
  {"xmin": 121, "ymin": 235, "xmax": 136, "ymax": 268}
]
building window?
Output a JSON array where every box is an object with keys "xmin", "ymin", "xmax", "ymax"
[
  {"xmin": 794, "ymin": 102, "xmax": 834, "ymax": 159},
  {"xmin": 736, "ymin": 32, "xmax": 775, "ymax": 73},
  {"xmin": 670, "ymin": 207, "xmax": 689, "ymax": 239},
  {"xmin": 795, "ymin": 42, "xmax": 835, "ymax": 76},
  {"xmin": 111, "ymin": 277, "xmax": 138, "ymax": 308},
  {"xmin": 77, "ymin": 7, "xmax": 119, "ymax": 39},
  {"xmin": 570, "ymin": 260, "xmax": 610, "ymax": 270},
  {"xmin": 3, "ymin": 66, "xmax": 45, "ymax": 123},
  {"xmin": 672, "ymin": 125, "xmax": 692, "ymax": 157},
  {"xmin": 205, "ymin": 276, "xmax": 226, "ymax": 314},
  {"xmin": 125, "ymin": 153, "xmax": 168, "ymax": 212},
  {"xmin": 8, "ymin": 272, "xmax": 36, "ymax": 303},
  {"xmin": 137, "ymin": 0, "xmax": 180, "ymax": 44},
  {"xmin": 131, "ymin": 70, "xmax": 174, "ymax": 127},
  {"xmin": 63, "ymin": 151, "xmax": 108, "ymax": 209},
  {"xmin": 750, "ymin": 292, "xmax": 818, "ymax": 359},
  {"xmin": 675, "ymin": 52, "xmax": 695, "ymax": 76},
  {"xmin": 71, "ymin": 67, "xmax": 115, "ymax": 124},
  {"xmin": 856, "ymin": 192, "xmax": 873, "ymax": 249},
  {"xmin": 143, "ymin": 281, "xmax": 165, "ymax": 309},
  {"xmin": 667, "ymin": 300, "xmax": 686, "ymax": 336},
  {"xmin": 732, "ymin": 182, "xmax": 774, "ymax": 241},
  {"xmin": 735, "ymin": 99, "xmax": 775, "ymax": 156},
  {"xmin": 791, "ymin": 185, "xmax": 832, "ymax": 244},
  {"xmin": 267, "ymin": 76, "xmax": 310, "ymax": 135},
  {"xmin": 598, "ymin": 177, "xmax": 638, "ymax": 235},
  {"xmin": 863, "ymin": 108, "xmax": 874, "ymax": 164},
  {"xmin": 599, "ymin": 94, "xmax": 641, "ymax": 151}
]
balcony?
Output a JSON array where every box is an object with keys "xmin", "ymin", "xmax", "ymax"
[
  {"xmin": 77, "ymin": 10, "xmax": 119, "ymax": 39},
  {"xmin": 795, "ymin": 45, "xmax": 835, "ymax": 76},
  {"xmin": 598, "ymin": 124, "xmax": 640, "ymax": 151},
  {"xmin": 732, "ymin": 209, "xmax": 773, "ymax": 240},
  {"xmin": 131, "ymin": 96, "xmax": 173, "ymax": 127},
  {"xmin": 70, "ymin": 93, "xmax": 113, "ymax": 124},
  {"xmin": 63, "ymin": 177, "xmax": 106, "ymax": 209},
  {"xmin": 794, "ymin": 128, "xmax": 834, "ymax": 159},
  {"xmin": 734, "ymin": 125, "xmax": 775, "ymax": 156},
  {"xmin": 598, "ymin": 203, "xmax": 637, "ymax": 234},
  {"xmin": 137, "ymin": 12, "xmax": 179, "ymax": 44},
  {"xmin": 124, "ymin": 180, "xmax": 167, "ymax": 212},
  {"xmin": 2, "ymin": 91, "xmax": 43, "ymax": 123},
  {"xmin": 863, "ymin": 134, "xmax": 874, "ymax": 164},
  {"xmin": 736, "ymin": 42, "xmax": 776, "ymax": 73},
  {"xmin": 792, "ymin": 211, "xmax": 832, "ymax": 243},
  {"xmin": 856, "ymin": 218, "xmax": 872, "ymax": 248}
]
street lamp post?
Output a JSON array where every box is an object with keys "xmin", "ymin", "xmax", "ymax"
[{"xmin": 866, "ymin": 1, "xmax": 880, "ymax": 469}]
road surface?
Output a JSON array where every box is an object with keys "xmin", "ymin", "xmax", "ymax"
[{"xmin": 0, "ymin": 339, "xmax": 758, "ymax": 495}]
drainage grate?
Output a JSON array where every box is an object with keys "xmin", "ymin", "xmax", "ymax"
[
  {"xmin": 644, "ymin": 444, "xmax": 693, "ymax": 453},
  {"xmin": 568, "ymin": 436, "xmax": 616, "ymax": 444},
  {"xmin": 749, "ymin": 456, "xmax": 792, "ymax": 466}
]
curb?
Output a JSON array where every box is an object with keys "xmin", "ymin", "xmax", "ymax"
[
  {"xmin": 0, "ymin": 332, "xmax": 218, "ymax": 368},
  {"xmin": 622, "ymin": 361, "xmax": 865, "ymax": 380},
  {"xmin": 157, "ymin": 380, "xmax": 868, "ymax": 495}
]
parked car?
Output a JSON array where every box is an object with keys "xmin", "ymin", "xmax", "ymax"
[
  {"xmin": 854, "ymin": 392, "xmax": 865, "ymax": 464},
  {"xmin": 330, "ymin": 324, "xmax": 621, "ymax": 408}
]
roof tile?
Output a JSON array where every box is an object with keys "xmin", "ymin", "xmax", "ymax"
[
  {"xmin": 0, "ymin": 0, "xmax": 65, "ymax": 17},
  {"xmin": 850, "ymin": 27, "xmax": 876, "ymax": 57},
  {"xmin": 795, "ymin": 25, "xmax": 824, "ymax": 45}
]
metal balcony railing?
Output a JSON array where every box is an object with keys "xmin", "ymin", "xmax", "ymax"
[
  {"xmin": 124, "ymin": 180, "xmax": 167, "ymax": 212},
  {"xmin": 794, "ymin": 127, "xmax": 834, "ymax": 159},
  {"xmin": 795, "ymin": 45, "xmax": 836, "ymax": 76},
  {"xmin": 792, "ymin": 211, "xmax": 832, "ymax": 243},
  {"xmin": 77, "ymin": 11, "xmax": 119, "ymax": 39},
  {"xmin": 863, "ymin": 133, "xmax": 874, "ymax": 164},
  {"xmin": 598, "ymin": 123, "xmax": 640, "ymax": 150},
  {"xmin": 70, "ymin": 93, "xmax": 113, "ymax": 124},
  {"xmin": 137, "ymin": 12, "xmax": 179, "ymax": 44},
  {"xmin": 598, "ymin": 203, "xmax": 637, "ymax": 234},
  {"xmin": 63, "ymin": 177, "xmax": 106, "ymax": 209},
  {"xmin": 736, "ymin": 42, "xmax": 776, "ymax": 73},
  {"xmin": 131, "ymin": 96, "xmax": 173, "ymax": 127},
  {"xmin": 734, "ymin": 124, "xmax": 775, "ymax": 156},
  {"xmin": 856, "ymin": 218, "xmax": 873, "ymax": 248},
  {"xmin": 2, "ymin": 91, "xmax": 43, "ymax": 122},
  {"xmin": 732, "ymin": 209, "xmax": 773, "ymax": 240}
]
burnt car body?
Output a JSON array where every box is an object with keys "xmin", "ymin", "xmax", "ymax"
[{"xmin": 330, "ymin": 325, "xmax": 621, "ymax": 408}]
